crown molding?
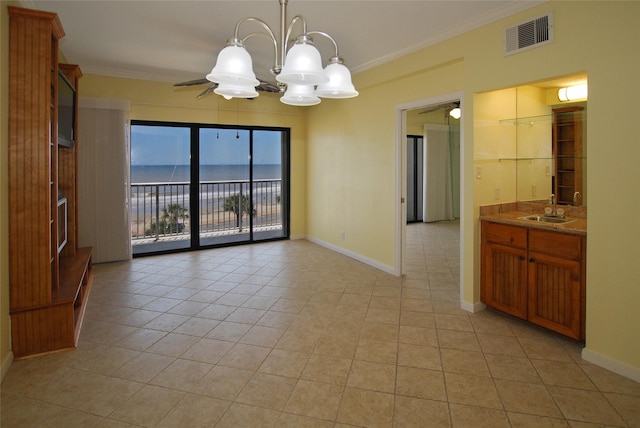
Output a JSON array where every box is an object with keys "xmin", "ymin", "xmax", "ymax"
[{"xmin": 351, "ymin": 0, "xmax": 546, "ymax": 74}]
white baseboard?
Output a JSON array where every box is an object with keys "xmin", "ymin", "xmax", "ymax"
[
  {"xmin": 582, "ymin": 347, "xmax": 640, "ymax": 383},
  {"xmin": 461, "ymin": 300, "xmax": 487, "ymax": 313},
  {"xmin": 1, "ymin": 351, "xmax": 14, "ymax": 382},
  {"xmin": 306, "ymin": 236, "xmax": 397, "ymax": 276},
  {"xmin": 289, "ymin": 234, "xmax": 306, "ymax": 240}
]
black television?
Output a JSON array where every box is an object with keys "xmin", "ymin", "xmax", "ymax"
[{"xmin": 57, "ymin": 71, "xmax": 75, "ymax": 148}]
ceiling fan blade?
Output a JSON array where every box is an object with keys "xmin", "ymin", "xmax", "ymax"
[
  {"xmin": 417, "ymin": 102, "xmax": 459, "ymax": 115},
  {"xmin": 174, "ymin": 78, "xmax": 210, "ymax": 87},
  {"xmin": 257, "ymin": 79, "xmax": 282, "ymax": 93},
  {"xmin": 175, "ymin": 76, "xmax": 282, "ymax": 99},
  {"xmin": 196, "ymin": 85, "xmax": 217, "ymax": 99}
]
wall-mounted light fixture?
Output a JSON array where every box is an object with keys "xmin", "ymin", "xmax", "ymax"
[
  {"xmin": 557, "ymin": 83, "xmax": 588, "ymax": 101},
  {"xmin": 449, "ymin": 107, "xmax": 461, "ymax": 119}
]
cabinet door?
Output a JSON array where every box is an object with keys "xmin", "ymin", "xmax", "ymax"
[
  {"xmin": 482, "ymin": 242, "xmax": 528, "ymax": 319},
  {"xmin": 528, "ymin": 251, "xmax": 582, "ymax": 339}
]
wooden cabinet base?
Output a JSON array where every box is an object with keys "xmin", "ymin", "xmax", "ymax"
[
  {"xmin": 481, "ymin": 220, "xmax": 585, "ymax": 341},
  {"xmin": 10, "ymin": 248, "xmax": 93, "ymax": 359}
]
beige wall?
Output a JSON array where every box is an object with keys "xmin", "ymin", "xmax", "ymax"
[
  {"xmin": 306, "ymin": 58, "xmax": 465, "ymax": 270},
  {"xmin": 79, "ymin": 74, "xmax": 309, "ymax": 240},
  {"xmin": 2, "ymin": 1, "xmax": 639, "ymax": 380},
  {"xmin": 305, "ymin": 1, "xmax": 639, "ymax": 377}
]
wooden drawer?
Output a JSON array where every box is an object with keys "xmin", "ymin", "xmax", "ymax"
[
  {"xmin": 529, "ymin": 229, "xmax": 582, "ymax": 261},
  {"xmin": 482, "ymin": 221, "xmax": 527, "ymax": 249}
]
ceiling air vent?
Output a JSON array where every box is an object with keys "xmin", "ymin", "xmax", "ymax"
[{"xmin": 504, "ymin": 13, "xmax": 553, "ymax": 56}]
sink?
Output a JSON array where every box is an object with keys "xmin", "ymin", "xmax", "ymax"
[{"xmin": 519, "ymin": 215, "xmax": 575, "ymax": 224}]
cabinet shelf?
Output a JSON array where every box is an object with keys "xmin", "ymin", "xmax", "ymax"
[
  {"xmin": 53, "ymin": 248, "xmax": 92, "ymax": 304},
  {"xmin": 499, "ymin": 114, "xmax": 553, "ymax": 126},
  {"xmin": 553, "ymin": 106, "xmax": 584, "ymax": 207},
  {"xmin": 496, "ymin": 156, "xmax": 585, "ymax": 162},
  {"xmin": 498, "ymin": 157, "xmax": 533, "ymax": 162},
  {"xmin": 499, "ymin": 109, "xmax": 586, "ymax": 127}
]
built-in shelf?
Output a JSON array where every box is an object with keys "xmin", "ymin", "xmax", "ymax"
[
  {"xmin": 553, "ymin": 106, "xmax": 584, "ymax": 205},
  {"xmin": 494, "ymin": 156, "xmax": 586, "ymax": 162},
  {"xmin": 8, "ymin": 6, "xmax": 91, "ymax": 359},
  {"xmin": 499, "ymin": 114, "xmax": 553, "ymax": 126},
  {"xmin": 499, "ymin": 109, "xmax": 586, "ymax": 127}
]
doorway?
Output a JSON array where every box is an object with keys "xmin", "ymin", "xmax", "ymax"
[
  {"xmin": 395, "ymin": 93, "xmax": 464, "ymax": 296},
  {"xmin": 406, "ymin": 108, "xmax": 461, "ymax": 224}
]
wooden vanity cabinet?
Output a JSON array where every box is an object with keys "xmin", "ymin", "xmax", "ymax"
[{"xmin": 481, "ymin": 221, "xmax": 586, "ymax": 340}]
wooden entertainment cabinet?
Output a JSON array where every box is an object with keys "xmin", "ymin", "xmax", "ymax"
[{"xmin": 8, "ymin": 6, "xmax": 92, "ymax": 358}]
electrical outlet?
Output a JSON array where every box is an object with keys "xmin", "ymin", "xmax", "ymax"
[
  {"xmin": 476, "ymin": 167, "xmax": 482, "ymax": 179},
  {"xmin": 545, "ymin": 166, "xmax": 550, "ymax": 176},
  {"xmin": 494, "ymin": 187, "xmax": 500, "ymax": 200},
  {"xmin": 340, "ymin": 231, "xmax": 345, "ymax": 241}
]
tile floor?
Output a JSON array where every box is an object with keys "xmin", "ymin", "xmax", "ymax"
[{"xmin": 2, "ymin": 221, "xmax": 639, "ymax": 427}]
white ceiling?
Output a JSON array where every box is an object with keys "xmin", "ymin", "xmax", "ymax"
[{"xmin": 25, "ymin": 0, "xmax": 545, "ymax": 85}]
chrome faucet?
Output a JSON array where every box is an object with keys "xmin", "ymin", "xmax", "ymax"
[
  {"xmin": 573, "ymin": 191, "xmax": 582, "ymax": 206},
  {"xmin": 547, "ymin": 193, "xmax": 560, "ymax": 217}
]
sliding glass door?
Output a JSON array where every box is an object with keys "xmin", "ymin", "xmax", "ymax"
[
  {"xmin": 130, "ymin": 125, "xmax": 192, "ymax": 254},
  {"xmin": 199, "ymin": 128, "xmax": 250, "ymax": 245},
  {"xmin": 198, "ymin": 128, "xmax": 287, "ymax": 246},
  {"xmin": 252, "ymin": 130, "xmax": 287, "ymax": 241},
  {"xmin": 131, "ymin": 122, "xmax": 289, "ymax": 256}
]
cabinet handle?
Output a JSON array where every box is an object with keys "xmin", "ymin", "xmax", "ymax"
[
  {"xmin": 519, "ymin": 255, "xmax": 525, "ymax": 261},
  {"xmin": 529, "ymin": 258, "xmax": 535, "ymax": 263}
]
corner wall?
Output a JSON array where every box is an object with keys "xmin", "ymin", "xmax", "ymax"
[{"xmin": 305, "ymin": 1, "xmax": 640, "ymax": 378}]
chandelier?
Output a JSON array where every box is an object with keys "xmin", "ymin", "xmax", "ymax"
[{"xmin": 206, "ymin": 0, "xmax": 358, "ymax": 106}]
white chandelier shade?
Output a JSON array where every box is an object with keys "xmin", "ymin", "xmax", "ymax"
[
  {"xmin": 206, "ymin": 44, "xmax": 259, "ymax": 86},
  {"xmin": 315, "ymin": 60, "xmax": 359, "ymax": 99},
  {"xmin": 205, "ymin": 0, "xmax": 357, "ymax": 106},
  {"xmin": 214, "ymin": 82, "xmax": 259, "ymax": 99},
  {"xmin": 276, "ymin": 39, "xmax": 328, "ymax": 85},
  {"xmin": 280, "ymin": 84, "xmax": 321, "ymax": 106}
]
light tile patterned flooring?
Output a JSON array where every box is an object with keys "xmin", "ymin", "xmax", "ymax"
[{"xmin": 2, "ymin": 221, "xmax": 639, "ymax": 427}]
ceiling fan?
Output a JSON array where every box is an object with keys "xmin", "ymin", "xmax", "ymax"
[
  {"xmin": 174, "ymin": 78, "xmax": 282, "ymax": 99},
  {"xmin": 418, "ymin": 101, "xmax": 460, "ymax": 115}
]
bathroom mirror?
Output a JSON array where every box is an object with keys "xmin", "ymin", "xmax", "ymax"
[{"xmin": 511, "ymin": 77, "xmax": 588, "ymax": 207}]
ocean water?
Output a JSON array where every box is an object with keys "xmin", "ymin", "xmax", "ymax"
[{"xmin": 131, "ymin": 164, "xmax": 281, "ymax": 183}]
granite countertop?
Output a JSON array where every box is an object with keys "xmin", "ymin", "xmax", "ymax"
[{"xmin": 480, "ymin": 210, "xmax": 587, "ymax": 236}]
